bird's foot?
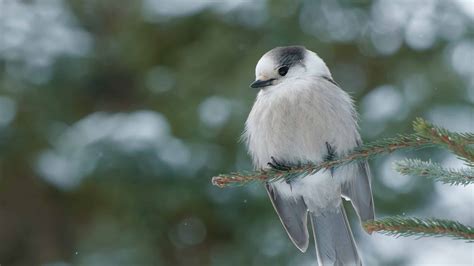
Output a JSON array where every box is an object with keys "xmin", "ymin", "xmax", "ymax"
[
  {"xmin": 325, "ymin": 142, "xmax": 336, "ymax": 176},
  {"xmin": 325, "ymin": 142, "xmax": 336, "ymax": 161},
  {"xmin": 267, "ymin": 156, "xmax": 292, "ymax": 171}
]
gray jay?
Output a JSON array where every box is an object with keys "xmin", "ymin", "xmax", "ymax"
[{"xmin": 243, "ymin": 46, "xmax": 374, "ymax": 266}]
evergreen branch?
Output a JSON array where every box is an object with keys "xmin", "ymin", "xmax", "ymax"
[
  {"xmin": 211, "ymin": 118, "xmax": 474, "ymax": 188},
  {"xmin": 212, "ymin": 134, "xmax": 433, "ymax": 188},
  {"xmin": 395, "ymin": 159, "xmax": 474, "ymax": 186},
  {"xmin": 364, "ymin": 216, "xmax": 474, "ymax": 241},
  {"xmin": 413, "ymin": 118, "xmax": 474, "ymax": 163}
]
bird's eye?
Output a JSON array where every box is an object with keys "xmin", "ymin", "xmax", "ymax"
[{"xmin": 278, "ymin": 66, "xmax": 289, "ymax": 76}]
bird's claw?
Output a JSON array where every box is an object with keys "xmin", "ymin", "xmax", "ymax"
[
  {"xmin": 325, "ymin": 142, "xmax": 336, "ymax": 176},
  {"xmin": 325, "ymin": 142, "xmax": 336, "ymax": 161},
  {"xmin": 267, "ymin": 156, "xmax": 292, "ymax": 171}
]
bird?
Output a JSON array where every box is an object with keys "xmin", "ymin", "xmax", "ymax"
[{"xmin": 243, "ymin": 46, "xmax": 374, "ymax": 266}]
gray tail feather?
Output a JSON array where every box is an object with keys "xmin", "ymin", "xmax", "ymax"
[{"xmin": 310, "ymin": 205, "xmax": 362, "ymax": 266}]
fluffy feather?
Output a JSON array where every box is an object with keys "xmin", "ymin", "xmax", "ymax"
[{"xmin": 243, "ymin": 46, "xmax": 374, "ymax": 265}]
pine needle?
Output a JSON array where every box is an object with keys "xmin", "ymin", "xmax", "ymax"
[
  {"xmin": 211, "ymin": 118, "xmax": 474, "ymax": 187},
  {"xmin": 364, "ymin": 217, "xmax": 474, "ymax": 242},
  {"xmin": 212, "ymin": 133, "xmax": 434, "ymax": 187},
  {"xmin": 395, "ymin": 159, "xmax": 474, "ymax": 186}
]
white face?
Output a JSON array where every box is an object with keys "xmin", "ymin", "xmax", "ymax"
[{"xmin": 250, "ymin": 47, "xmax": 332, "ymax": 89}]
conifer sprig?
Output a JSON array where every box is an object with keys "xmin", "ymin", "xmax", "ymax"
[
  {"xmin": 212, "ymin": 134, "xmax": 431, "ymax": 187},
  {"xmin": 364, "ymin": 217, "xmax": 474, "ymax": 242},
  {"xmin": 211, "ymin": 118, "xmax": 474, "ymax": 187},
  {"xmin": 395, "ymin": 159, "xmax": 474, "ymax": 186},
  {"xmin": 413, "ymin": 118, "xmax": 474, "ymax": 164}
]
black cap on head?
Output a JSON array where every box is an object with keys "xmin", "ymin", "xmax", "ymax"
[{"xmin": 272, "ymin": 46, "xmax": 306, "ymax": 67}]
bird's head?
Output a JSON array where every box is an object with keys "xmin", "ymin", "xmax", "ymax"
[{"xmin": 250, "ymin": 46, "xmax": 332, "ymax": 89}]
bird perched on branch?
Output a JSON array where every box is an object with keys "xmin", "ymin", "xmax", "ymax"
[{"xmin": 243, "ymin": 46, "xmax": 375, "ymax": 266}]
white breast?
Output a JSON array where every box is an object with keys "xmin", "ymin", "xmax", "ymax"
[{"xmin": 244, "ymin": 77, "xmax": 359, "ymax": 169}]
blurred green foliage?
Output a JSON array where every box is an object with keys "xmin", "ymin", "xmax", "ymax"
[{"xmin": 0, "ymin": 0, "xmax": 473, "ymax": 265}]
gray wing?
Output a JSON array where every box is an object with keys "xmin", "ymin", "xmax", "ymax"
[
  {"xmin": 341, "ymin": 161, "xmax": 375, "ymax": 223},
  {"xmin": 265, "ymin": 183, "xmax": 309, "ymax": 252}
]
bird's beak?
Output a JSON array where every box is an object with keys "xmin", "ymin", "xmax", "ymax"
[{"xmin": 250, "ymin": 79, "xmax": 275, "ymax": 89}]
